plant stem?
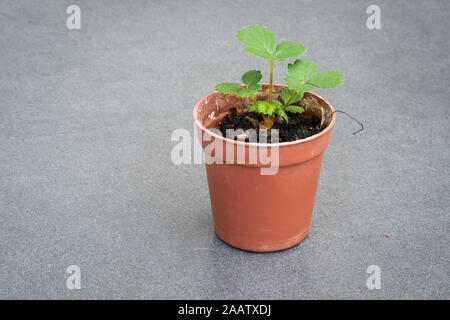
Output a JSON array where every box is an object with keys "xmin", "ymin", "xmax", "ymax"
[
  {"xmin": 283, "ymin": 91, "xmax": 298, "ymax": 110},
  {"xmin": 269, "ymin": 60, "xmax": 274, "ymax": 104}
]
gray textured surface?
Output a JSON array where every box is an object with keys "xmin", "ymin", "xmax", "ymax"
[{"xmin": 0, "ymin": 0, "xmax": 449, "ymax": 299}]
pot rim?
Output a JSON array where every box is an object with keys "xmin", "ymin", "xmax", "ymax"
[{"xmin": 193, "ymin": 85, "xmax": 336, "ymax": 147}]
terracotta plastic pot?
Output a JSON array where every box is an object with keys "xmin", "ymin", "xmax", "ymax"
[{"xmin": 193, "ymin": 84, "xmax": 336, "ymax": 252}]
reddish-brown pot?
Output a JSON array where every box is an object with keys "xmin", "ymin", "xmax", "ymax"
[{"xmin": 193, "ymin": 84, "xmax": 336, "ymax": 252}]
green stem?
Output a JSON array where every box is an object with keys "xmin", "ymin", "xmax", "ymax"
[
  {"xmin": 269, "ymin": 60, "xmax": 274, "ymax": 104},
  {"xmin": 283, "ymin": 91, "xmax": 298, "ymax": 110}
]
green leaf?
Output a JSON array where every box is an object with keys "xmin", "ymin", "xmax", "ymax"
[
  {"xmin": 285, "ymin": 105, "xmax": 305, "ymax": 114},
  {"xmin": 243, "ymin": 47, "xmax": 274, "ymax": 60},
  {"xmin": 287, "ymin": 59, "xmax": 318, "ymax": 81},
  {"xmin": 237, "ymin": 25, "xmax": 277, "ymax": 60},
  {"xmin": 284, "ymin": 60, "xmax": 318, "ymax": 92},
  {"xmin": 247, "ymin": 101, "xmax": 276, "ymax": 116},
  {"xmin": 247, "ymin": 101, "xmax": 270, "ymax": 113},
  {"xmin": 236, "ymin": 83, "xmax": 262, "ymax": 97},
  {"xmin": 307, "ymin": 71, "xmax": 344, "ymax": 88},
  {"xmin": 215, "ymin": 82, "xmax": 243, "ymax": 94},
  {"xmin": 247, "ymin": 101, "xmax": 289, "ymax": 123},
  {"xmin": 275, "ymin": 105, "xmax": 288, "ymax": 122},
  {"xmin": 271, "ymin": 99, "xmax": 282, "ymax": 106},
  {"xmin": 266, "ymin": 105, "xmax": 277, "ymax": 116},
  {"xmin": 247, "ymin": 104, "xmax": 258, "ymax": 112},
  {"xmin": 284, "ymin": 77, "xmax": 315, "ymax": 93},
  {"xmin": 280, "ymin": 87, "xmax": 303, "ymax": 104},
  {"xmin": 274, "ymin": 41, "xmax": 307, "ymax": 60},
  {"xmin": 242, "ymin": 70, "xmax": 262, "ymax": 86}
]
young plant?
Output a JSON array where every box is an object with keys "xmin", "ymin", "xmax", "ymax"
[
  {"xmin": 215, "ymin": 70, "xmax": 262, "ymax": 101},
  {"xmin": 236, "ymin": 25, "xmax": 306, "ymax": 104},
  {"xmin": 280, "ymin": 59, "xmax": 343, "ymax": 113},
  {"xmin": 215, "ymin": 25, "xmax": 344, "ymax": 130}
]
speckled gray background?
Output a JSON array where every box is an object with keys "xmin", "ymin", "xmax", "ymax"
[{"xmin": 1, "ymin": 0, "xmax": 449, "ymax": 299}]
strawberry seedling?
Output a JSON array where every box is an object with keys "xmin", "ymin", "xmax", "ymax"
[{"xmin": 215, "ymin": 25, "xmax": 344, "ymax": 131}]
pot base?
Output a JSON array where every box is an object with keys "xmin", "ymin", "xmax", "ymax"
[{"xmin": 214, "ymin": 226, "xmax": 309, "ymax": 253}]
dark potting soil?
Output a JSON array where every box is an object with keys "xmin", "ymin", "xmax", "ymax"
[{"xmin": 218, "ymin": 107, "xmax": 322, "ymax": 143}]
